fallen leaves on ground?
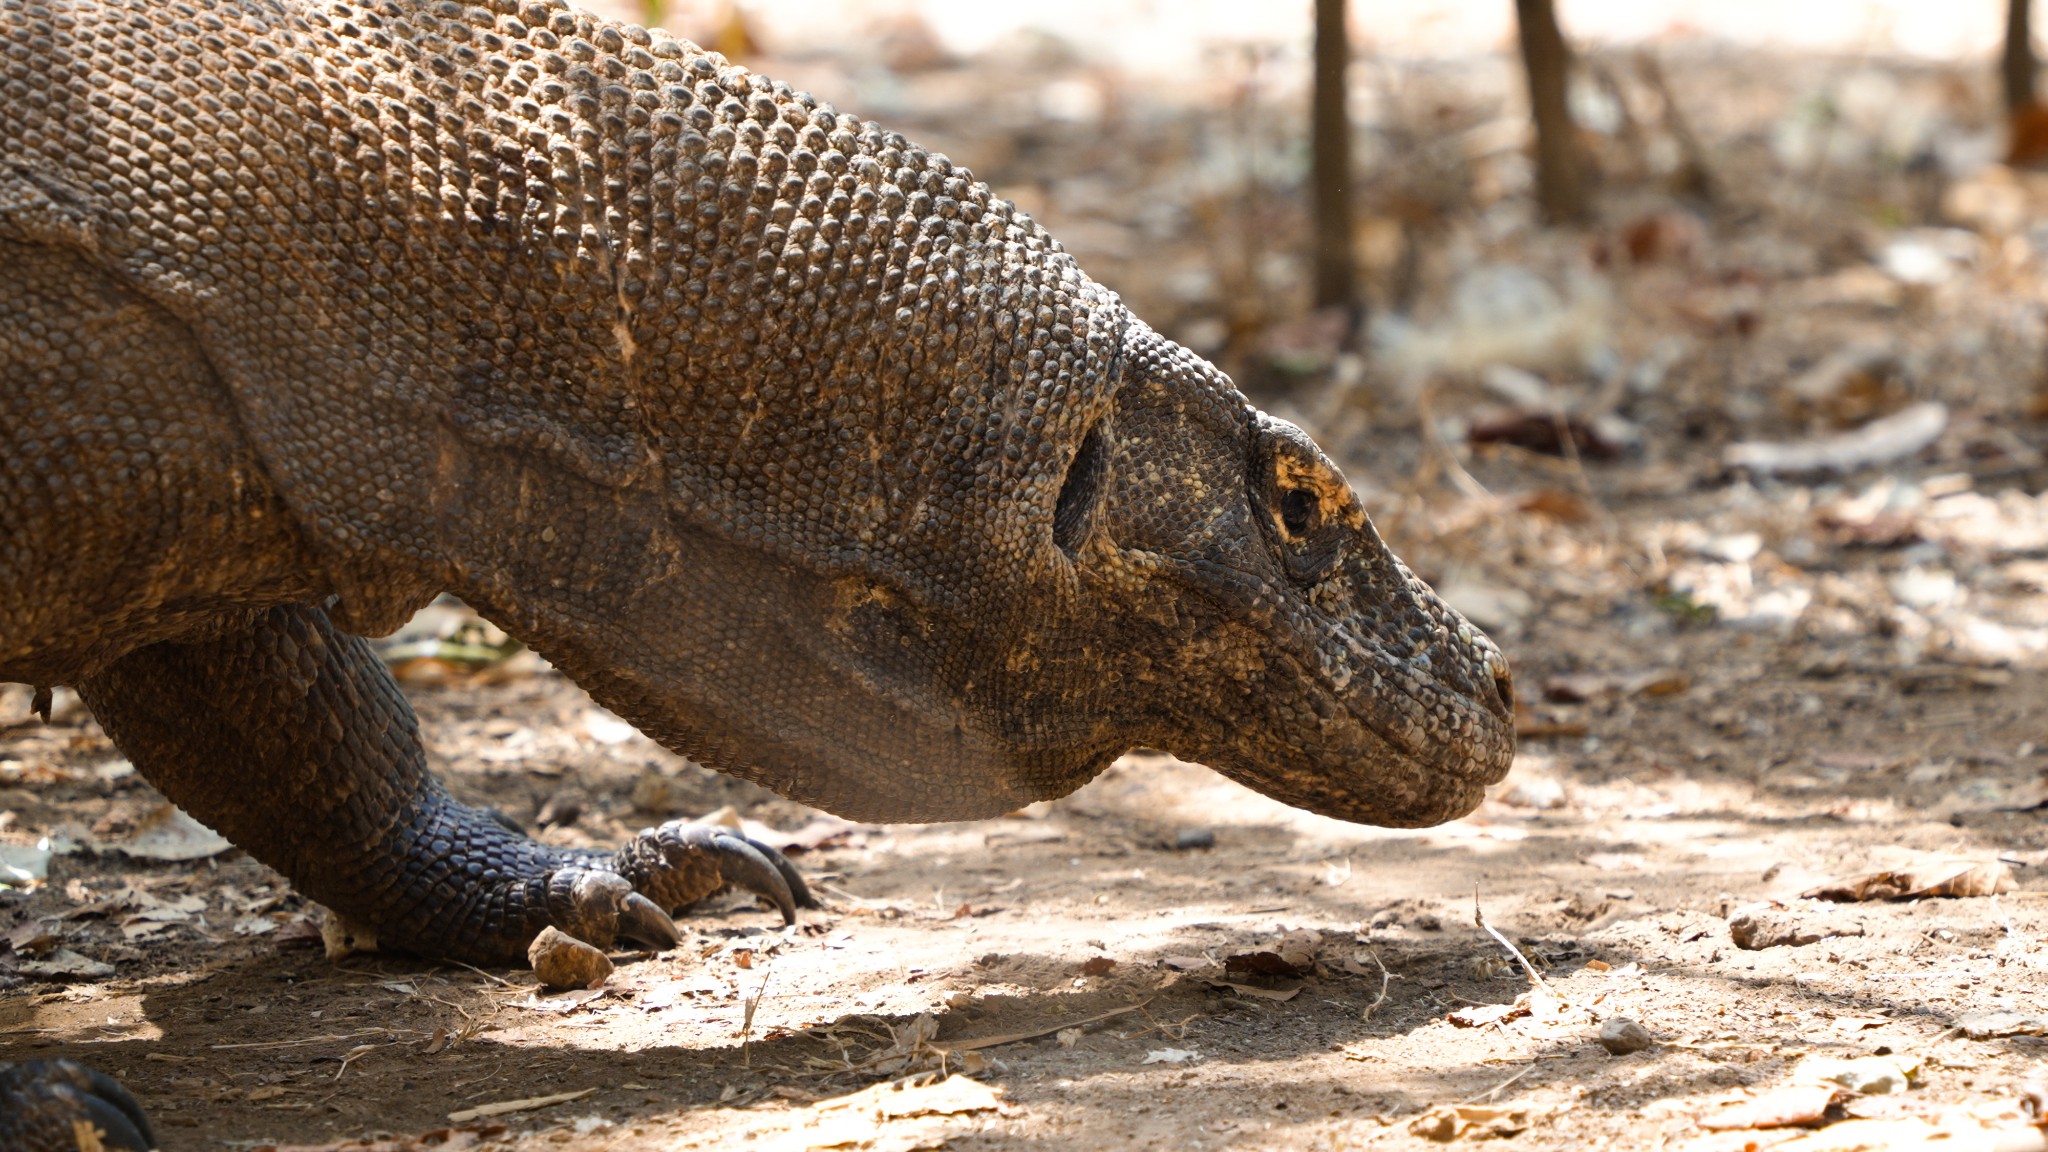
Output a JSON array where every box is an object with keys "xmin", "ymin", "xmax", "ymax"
[
  {"xmin": 1409, "ymin": 1102, "xmax": 1559, "ymax": 1142},
  {"xmin": 88, "ymin": 803, "xmax": 232, "ymax": 861},
  {"xmin": 776, "ymin": 1073, "xmax": 1006, "ymax": 1152},
  {"xmin": 1954, "ymin": 1010, "xmax": 2048, "ymax": 1040},
  {"xmin": 1699, "ymin": 1083, "xmax": 1854, "ymax": 1131},
  {"xmin": 1446, "ymin": 987, "xmax": 1596, "ymax": 1031},
  {"xmin": 1802, "ymin": 861, "xmax": 2014, "ymax": 902}
]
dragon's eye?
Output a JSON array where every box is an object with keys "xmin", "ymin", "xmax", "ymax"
[{"xmin": 1279, "ymin": 487, "xmax": 1317, "ymax": 537}]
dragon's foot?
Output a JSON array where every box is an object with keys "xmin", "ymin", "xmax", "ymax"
[
  {"xmin": 612, "ymin": 820, "xmax": 821, "ymax": 931},
  {"xmin": 0, "ymin": 1059, "xmax": 155, "ymax": 1152}
]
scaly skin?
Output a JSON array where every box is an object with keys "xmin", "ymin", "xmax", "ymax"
[{"xmin": 0, "ymin": 0, "xmax": 1515, "ymax": 1136}]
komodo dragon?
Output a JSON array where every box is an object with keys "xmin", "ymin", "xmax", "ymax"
[{"xmin": 0, "ymin": 0, "xmax": 1516, "ymax": 1143}]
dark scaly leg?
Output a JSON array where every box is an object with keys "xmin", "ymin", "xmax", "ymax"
[
  {"xmin": 0, "ymin": 1060, "xmax": 155, "ymax": 1152},
  {"xmin": 75, "ymin": 604, "xmax": 813, "ymax": 965}
]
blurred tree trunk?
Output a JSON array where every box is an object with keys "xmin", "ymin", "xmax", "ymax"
[
  {"xmin": 1515, "ymin": 0, "xmax": 1589, "ymax": 224},
  {"xmin": 2005, "ymin": 0, "xmax": 2036, "ymax": 112},
  {"xmin": 1311, "ymin": 0, "xmax": 1357, "ymax": 315}
]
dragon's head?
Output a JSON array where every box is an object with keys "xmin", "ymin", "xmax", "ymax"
[{"xmin": 1019, "ymin": 323, "xmax": 1517, "ymax": 826}]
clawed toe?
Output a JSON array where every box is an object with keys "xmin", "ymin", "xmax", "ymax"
[{"xmin": 613, "ymin": 820, "xmax": 819, "ymax": 927}]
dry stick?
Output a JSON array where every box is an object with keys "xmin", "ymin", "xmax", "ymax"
[
  {"xmin": 210, "ymin": 1028, "xmax": 419, "ymax": 1051},
  {"xmin": 1455, "ymin": 1061, "xmax": 1539, "ymax": 1106},
  {"xmin": 740, "ymin": 968, "xmax": 773, "ymax": 1070},
  {"xmin": 1472, "ymin": 890, "xmax": 1560, "ymax": 1003},
  {"xmin": 443, "ymin": 958, "xmax": 519, "ymax": 989},
  {"xmin": 1359, "ymin": 949, "xmax": 1392, "ymax": 1022},
  {"xmin": 1130, "ymin": 1008, "xmax": 1202, "ymax": 1043},
  {"xmin": 819, "ymin": 882, "xmax": 888, "ymax": 909}
]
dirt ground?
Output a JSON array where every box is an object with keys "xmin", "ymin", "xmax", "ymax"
[{"xmin": 7, "ymin": 20, "xmax": 2048, "ymax": 1152}]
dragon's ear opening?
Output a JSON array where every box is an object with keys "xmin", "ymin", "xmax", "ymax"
[{"xmin": 1052, "ymin": 419, "xmax": 1112, "ymax": 557}]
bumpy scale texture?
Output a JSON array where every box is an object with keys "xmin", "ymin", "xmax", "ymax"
[{"xmin": 0, "ymin": 0, "xmax": 1515, "ymax": 1135}]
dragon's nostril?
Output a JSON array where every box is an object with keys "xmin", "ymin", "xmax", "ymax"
[{"xmin": 1490, "ymin": 666, "xmax": 1515, "ymax": 714}]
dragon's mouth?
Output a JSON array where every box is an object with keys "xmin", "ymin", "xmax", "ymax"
[
  {"xmin": 1190, "ymin": 629, "xmax": 1517, "ymax": 828},
  {"xmin": 1210, "ymin": 706, "xmax": 1514, "ymax": 828}
]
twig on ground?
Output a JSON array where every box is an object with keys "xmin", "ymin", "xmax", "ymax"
[
  {"xmin": 1129, "ymin": 1007, "xmax": 1202, "ymax": 1043},
  {"xmin": 442, "ymin": 958, "xmax": 519, "ymax": 988},
  {"xmin": 1455, "ymin": 1061, "xmax": 1538, "ymax": 1106},
  {"xmin": 209, "ymin": 1028, "xmax": 421, "ymax": 1051},
  {"xmin": 819, "ymin": 882, "xmax": 891, "ymax": 909},
  {"xmin": 1472, "ymin": 889, "xmax": 1560, "ymax": 1002},
  {"xmin": 741, "ymin": 968, "xmax": 773, "ymax": 1069},
  {"xmin": 1360, "ymin": 948, "xmax": 1391, "ymax": 1021}
]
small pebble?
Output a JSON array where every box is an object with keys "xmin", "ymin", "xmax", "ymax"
[
  {"xmin": 529, "ymin": 926, "xmax": 613, "ymax": 990},
  {"xmin": 1598, "ymin": 1017, "xmax": 1655, "ymax": 1055},
  {"xmin": 1173, "ymin": 828, "xmax": 1216, "ymax": 850},
  {"xmin": 1727, "ymin": 903, "xmax": 1866, "ymax": 950}
]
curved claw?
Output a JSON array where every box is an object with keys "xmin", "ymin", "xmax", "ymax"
[
  {"xmin": 0, "ymin": 1059, "xmax": 155, "ymax": 1152},
  {"xmin": 760, "ymin": 838, "xmax": 821, "ymax": 911},
  {"xmin": 711, "ymin": 833, "xmax": 799, "ymax": 925},
  {"xmin": 617, "ymin": 891, "xmax": 681, "ymax": 951},
  {"xmin": 612, "ymin": 821, "xmax": 818, "ymax": 928},
  {"xmin": 77, "ymin": 1063, "xmax": 152, "ymax": 1152},
  {"xmin": 84, "ymin": 1091, "xmax": 155, "ymax": 1152}
]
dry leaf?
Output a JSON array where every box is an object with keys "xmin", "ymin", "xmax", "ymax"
[
  {"xmin": 1079, "ymin": 956, "xmax": 1115, "ymax": 976},
  {"xmin": 1448, "ymin": 1001, "xmax": 1528, "ymax": 1028},
  {"xmin": 1409, "ymin": 1103, "xmax": 1555, "ymax": 1141},
  {"xmin": 1802, "ymin": 861, "xmax": 2013, "ymax": 902},
  {"xmin": 1798, "ymin": 1055, "xmax": 1918, "ymax": 1095},
  {"xmin": 91, "ymin": 804, "xmax": 232, "ymax": 862},
  {"xmin": 514, "ymin": 987, "xmax": 605, "ymax": 1012},
  {"xmin": 1698, "ymin": 1083, "xmax": 1851, "ymax": 1130},
  {"xmin": 1954, "ymin": 1010, "xmax": 2048, "ymax": 1040},
  {"xmin": 815, "ymin": 1074, "xmax": 1004, "ymax": 1120},
  {"xmin": 19, "ymin": 949, "xmax": 114, "ymax": 980},
  {"xmin": 1759, "ymin": 1117, "xmax": 2048, "ymax": 1152},
  {"xmin": 790, "ymin": 1074, "xmax": 1003, "ymax": 1152}
]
